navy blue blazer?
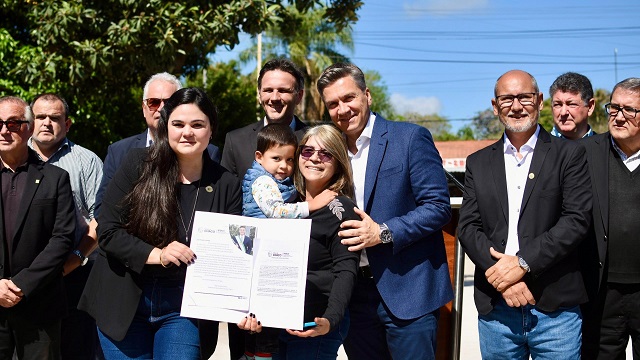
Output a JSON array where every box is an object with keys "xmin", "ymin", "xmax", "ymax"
[
  {"xmin": 458, "ymin": 127, "xmax": 592, "ymax": 314},
  {"xmin": 363, "ymin": 115, "xmax": 453, "ymax": 320},
  {"xmin": 95, "ymin": 130, "xmax": 221, "ymax": 213}
]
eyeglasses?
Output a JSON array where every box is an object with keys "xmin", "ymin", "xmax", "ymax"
[
  {"xmin": 605, "ymin": 103, "xmax": 640, "ymax": 122},
  {"xmin": 144, "ymin": 98, "xmax": 166, "ymax": 111},
  {"xmin": 299, "ymin": 145, "xmax": 334, "ymax": 162},
  {"xmin": 0, "ymin": 120, "xmax": 29, "ymax": 132},
  {"xmin": 496, "ymin": 93, "xmax": 538, "ymax": 108}
]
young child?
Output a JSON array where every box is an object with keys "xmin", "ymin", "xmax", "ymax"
[
  {"xmin": 239, "ymin": 123, "xmax": 336, "ymax": 360},
  {"xmin": 242, "ymin": 123, "xmax": 335, "ymax": 219}
]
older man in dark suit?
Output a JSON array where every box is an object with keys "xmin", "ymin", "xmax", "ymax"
[
  {"xmin": 458, "ymin": 70, "xmax": 592, "ymax": 359},
  {"xmin": 581, "ymin": 77, "xmax": 640, "ymax": 359},
  {"xmin": 221, "ymin": 58, "xmax": 308, "ymax": 179},
  {"xmin": 0, "ymin": 96, "xmax": 75, "ymax": 359}
]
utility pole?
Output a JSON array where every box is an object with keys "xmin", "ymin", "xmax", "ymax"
[{"xmin": 256, "ymin": 33, "xmax": 262, "ymax": 121}]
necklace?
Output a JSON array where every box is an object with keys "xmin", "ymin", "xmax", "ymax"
[{"xmin": 177, "ymin": 184, "xmax": 200, "ymax": 243}]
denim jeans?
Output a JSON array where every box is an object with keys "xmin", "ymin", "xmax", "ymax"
[
  {"xmin": 272, "ymin": 315, "xmax": 349, "ymax": 360},
  {"xmin": 343, "ymin": 276, "xmax": 439, "ymax": 360},
  {"xmin": 478, "ymin": 299, "xmax": 582, "ymax": 360},
  {"xmin": 98, "ymin": 277, "xmax": 199, "ymax": 360}
]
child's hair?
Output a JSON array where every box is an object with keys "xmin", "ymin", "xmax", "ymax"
[{"xmin": 256, "ymin": 123, "xmax": 298, "ymax": 153}]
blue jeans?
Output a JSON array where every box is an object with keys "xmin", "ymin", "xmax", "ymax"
[
  {"xmin": 272, "ymin": 315, "xmax": 349, "ymax": 360},
  {"xmin": 98, "ymin": 277, "xmax": 199, "ymax": 360},
  {"xmin": 344, "ymin": 276, "xmax": 439, "ymax": 360},
  {"xmin": 478, "ymin": 300, "xmax": 582, "ymax": 360}
]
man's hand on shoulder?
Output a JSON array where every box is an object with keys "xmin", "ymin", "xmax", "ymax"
[
  {"xmin": 485, "ymin": 247, "xmax": 527, "ymax": 291},
  {"xmin": 338, "ymin": 208, "xmax": 382, "ymax": 251}
]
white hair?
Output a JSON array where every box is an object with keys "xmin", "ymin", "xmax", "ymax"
[{"xmin": 142, "ymin": 72, "xmax": 182, "ymax": 99}]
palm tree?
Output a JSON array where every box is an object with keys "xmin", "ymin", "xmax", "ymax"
[{"xmin": 241, "ymin": 4, "xmax": 354, "ymax": 122}]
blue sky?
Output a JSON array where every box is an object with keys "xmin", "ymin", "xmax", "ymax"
[{"xmin": 212, "ymin": 0, "xmax": 640, "ymax": 132}]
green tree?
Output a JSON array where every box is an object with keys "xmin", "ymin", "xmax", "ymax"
[
  {"xmin": 471, "ymin": 108, "xmax": 502, "ymax": 140},
  {"xmin": 398, "ymin": 112, "xmax": 456, "ymax": 140},
  {"xmin": 456, "ymin": 125, "xmax": 475, "ymax": 140},
  {"xmin": 365, "ymin": 70, "xmax": 397, "ymax": 120},
  {"xmin": 1, "ymin": 0, "xmax": 361, "ymax": 157},
  {"xmin": 185, "ymin": 61, "xmax": 257, "ymax": 148}
]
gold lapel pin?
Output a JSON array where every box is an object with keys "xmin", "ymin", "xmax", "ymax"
[
  {"xmin": 528, "ymin": 173, "xmax": 535, "ymax": 180},
  {"xmin": 35, "ymin": 179, "xmax": 40, "ymax": 184},
  {"xmin": 205, "ymin": 185, "xmax": 213, "ymax": 193}
]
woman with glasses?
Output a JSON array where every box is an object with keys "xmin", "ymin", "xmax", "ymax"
[
  {"xmin": 240, "ymin": 125, "xmax": 359, "ymax": 359},
  {"xmin": 79, "ymin": 88, "xmax": 242, "ymax": 359}
]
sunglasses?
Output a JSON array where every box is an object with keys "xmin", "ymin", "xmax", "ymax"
[
  {"xmin": 0, "ymin": 120, "xmax": 29, "ymax": 132},
  {"xmin": 299, "ymin": 145, "xmax": 334, "ymax": 162},
  {"xmin": 144, "ymin": 98, "xmax": 165, "ymax": 111}
]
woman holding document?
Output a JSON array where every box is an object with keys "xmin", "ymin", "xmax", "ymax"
[
  {"xmin": 79, "ymin": 88, "xmax": 242, "ymax": 359},
  {"xmin": 240, "ymin": 125, "xmax": 360, "ymax": 360}
]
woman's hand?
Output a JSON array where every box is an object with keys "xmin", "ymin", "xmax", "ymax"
[
  {"xmin": 237, "ymin": 313, "xmax": 262, "ymax": 334},
  {"xmin": 286, "ymin": 317, "xmax": 330, "ymax": 338},
  {"xmin": 148, "ymin": 241, "xmax": 196, "ymax": 266}
]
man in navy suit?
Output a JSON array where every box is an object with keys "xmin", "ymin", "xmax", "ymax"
[
  {"xmin": 95, "ymin": 72, "xmax": 220, "ymax": 210},
  {"xmin": 317, "ymin": 63, "xmax": 453, "ymax": 360},
  {"xmin": 458, "ymin": 70, "xmax": 592, "ymax": 359}
]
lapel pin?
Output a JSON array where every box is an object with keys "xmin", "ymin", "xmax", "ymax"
[
  {"xmin": 35, "ymin": 179, "xmax": 40, "ymax": 184},
  {"xmin": 205, "ymin": 185, "xmax": 213, "ymax": 193},
  {"xmin": 528, "ymin": 173, "xmax": 535, "ymax": 180}
]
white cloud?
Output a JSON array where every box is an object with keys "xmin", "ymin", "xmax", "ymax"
[
  {"xmin": 404, "ymin": 0, "xmax": 488, "ymax": 17},
  {"xmin": 390, "ymin": 93, "xmax": 442, "ymax": 115}
]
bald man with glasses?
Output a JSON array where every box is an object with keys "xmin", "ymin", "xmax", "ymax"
[{"xmin": 458, "ymin": 69, "xmax": 592, "ymax": 359}]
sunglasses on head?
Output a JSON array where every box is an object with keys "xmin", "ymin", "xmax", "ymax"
[
  {"xmin": 299, "ymin": 145, "xmax": 334, "ymax": 162},
  {"xmin": 0, "ymin": 120, "xmax": 29, "ymax": 132},
  {"xmin": 144, "ymin": 98, "xmax": 165, "ymax": 111}
]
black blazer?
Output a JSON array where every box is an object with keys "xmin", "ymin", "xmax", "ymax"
[
  {"xmin": 221, "ymin": 117, "xmax": 308, "ymax": 177},
  {"xmin": 458, "ymin": 127, "xmax": 593, "ymax": 314},
  {"xmin": 0, "ymin": 150, "xmax": 75, "ymax": 325},
  {"xmin": 79, "ymin": 149, "xmax": 242, "ymax": 346},
  {"xmin": 580, "ymin": 132, "xmax": 612, "ymax": 300}
]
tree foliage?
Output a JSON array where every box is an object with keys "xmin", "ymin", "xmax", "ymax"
[
  {"xmin": 471, "ymin": 108, "xmax": 502, "ymax": 140},
  {"xmin": 0, "ymin": 0, "xmax": 361, "ymax": 157},
  {"xmin": 365, "ymin": 70, "xmax": 397, "ymax": 120}
]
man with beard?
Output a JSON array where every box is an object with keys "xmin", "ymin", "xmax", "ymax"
[{"xmin": 458, "ymin": 70, "xmax": 592, "ymax": 359}]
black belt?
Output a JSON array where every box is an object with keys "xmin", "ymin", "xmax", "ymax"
[{"xmin": 358, "ymin": 265, "xmax": 373, "ymax": 279}]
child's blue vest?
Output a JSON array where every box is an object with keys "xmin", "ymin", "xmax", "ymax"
[{"xmin": 242, "ymin": 161, "xmax": 297, "ymax": 218}]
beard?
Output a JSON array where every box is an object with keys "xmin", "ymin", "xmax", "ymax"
[{"xmin": 501, "ymin": 111, "xmax": 538, "ymax": 133}]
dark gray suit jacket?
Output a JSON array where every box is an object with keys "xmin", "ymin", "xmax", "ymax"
[{"xmin": 221, "ymin": 117, "xmax": 308, "ymax": 178}]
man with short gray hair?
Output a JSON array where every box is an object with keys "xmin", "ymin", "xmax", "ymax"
[{"xmin": 581, "ymin": 77, "xmax": 640, "ymax": 359}]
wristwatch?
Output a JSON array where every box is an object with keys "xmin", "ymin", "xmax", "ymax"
[
  {"xmin": 73, "ymin": 249, "xmax": 88, "ymax": 267},
  {"xmin": 517, "ymin": 255, "xmax": 530, "ymax": 273},
  {"xmin": 379, "ymin": 223, "xmax": 393, "ymax": 244}
]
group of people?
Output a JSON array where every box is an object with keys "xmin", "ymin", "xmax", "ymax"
[
  {"xmin": 459, "ymin": 70, "xmax": 640, "ymax": 360},
  {"xmin": 0, "ymin": 58, "xmax": 452, "ymax": 360},
  {"xmin": 0, "ymin": 56, "xmax": 636, "ymax": 360}
]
